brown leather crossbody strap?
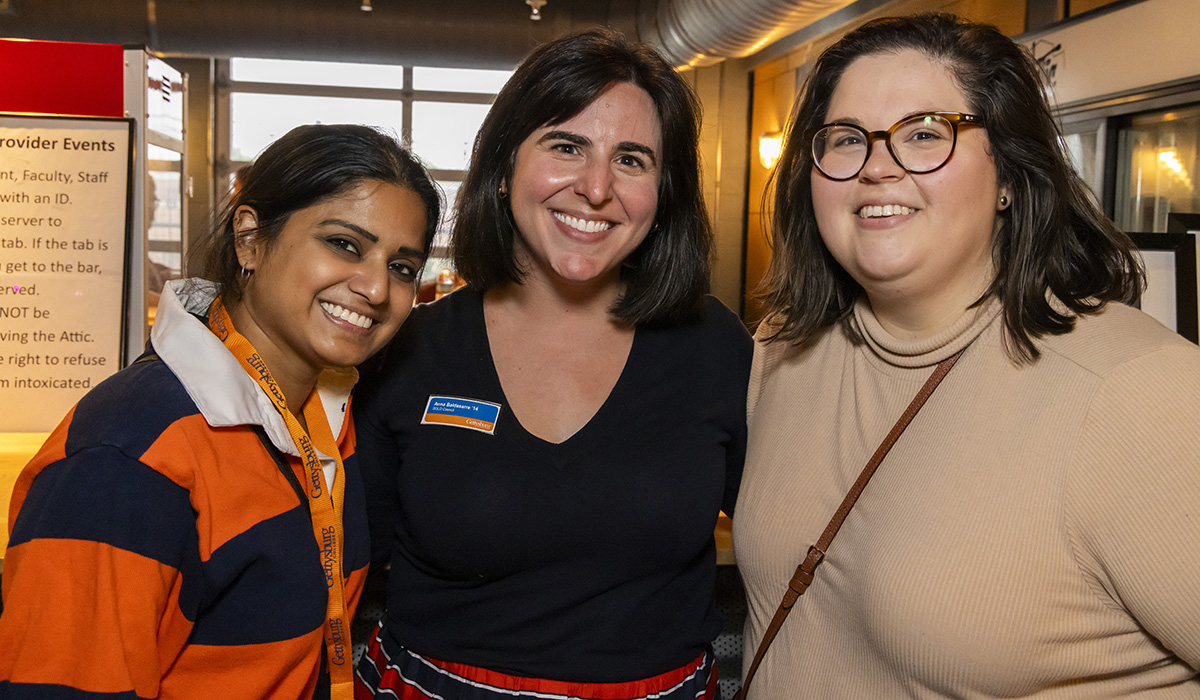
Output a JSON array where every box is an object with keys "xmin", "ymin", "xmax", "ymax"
[{"xmin": 732, "ymin": 347, "xmax": 965, "ymax": 700}]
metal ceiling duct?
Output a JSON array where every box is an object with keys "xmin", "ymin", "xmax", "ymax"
[{"xmin": 640, "ymin": 0, "xmax": 861, "ymax": 67}]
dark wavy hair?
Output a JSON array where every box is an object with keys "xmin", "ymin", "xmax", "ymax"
[
  {"xmin": 452, "ymin": 27, "xmax": 712, "ymax": 325},
  {"xmin": 195, "ymin": 123, "xmax": 441, "ymax": 304},
  {"xmin": 761, "ymin": 13, "xmax": 1143, "ymax": 360}
]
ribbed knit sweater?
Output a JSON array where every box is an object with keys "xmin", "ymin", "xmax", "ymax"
[{"xmin": 734, "ymin": 297, "xmax": 1200, "ymax": 698}]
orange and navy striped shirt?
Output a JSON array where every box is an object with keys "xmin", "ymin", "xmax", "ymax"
[{"xmin": 0, "ymin": 282, "xmax": 370, "ymax": 699}]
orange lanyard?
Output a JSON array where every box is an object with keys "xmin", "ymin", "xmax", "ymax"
[{"xmin": 207, "ymin": 298, "xmax": 354, "ymax": 700}]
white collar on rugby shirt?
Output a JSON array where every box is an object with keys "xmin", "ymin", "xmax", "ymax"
[{"xmin": 151, "ymin": 280, "xmax": 356, "ymax": 483}]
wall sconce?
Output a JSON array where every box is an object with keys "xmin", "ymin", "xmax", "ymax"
[
  {"xmin": 360, "ymin": 0, "xmax": 372, "ymax": 11},
  {"xmin": 526, "ymin": 0, "xmax": 546, "ymax": 20},
  {"xmin": 759, "ymin": 132, "xmax": 783, "ymax": 169}
]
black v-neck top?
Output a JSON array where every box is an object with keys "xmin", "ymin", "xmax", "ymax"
[{"xmin": 354, "ymin": 286, "xmax": 751, "ymax": 682}]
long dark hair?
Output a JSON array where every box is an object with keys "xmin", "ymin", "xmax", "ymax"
[
  {"xmin": 452, "ymin": 27, "xmax": 711, "ymax": 325},
  {"xmin": 195, "ymin": 124, "xmax": 441, "ymax": 303},
  {"xmin": 762, "ymin": 13, "xmax": 1143, "ymax": 360}
]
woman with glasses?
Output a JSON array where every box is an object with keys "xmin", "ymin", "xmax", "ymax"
[{"xmin": 734, "ymin": 13, "xmax": 1200, "ymax": 699}]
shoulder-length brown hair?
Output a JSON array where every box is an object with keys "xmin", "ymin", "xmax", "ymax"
[
  {"xmin": 761, "ymin": 13, "xmax": 1143, "ymax": 361},
  {"xmin": 452, "ymin": 28, "xmax": 712, "ymax": 326}
]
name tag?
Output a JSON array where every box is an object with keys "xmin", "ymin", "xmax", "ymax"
[{"xmin": 421, "ymin": 395, "xmax": 502, "ymax": 435}]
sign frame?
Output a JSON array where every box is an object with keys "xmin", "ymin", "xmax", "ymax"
[
  {"xmin": 1128, "ymin": 231, "xmax": 1199, "ymax": 344},
  {"xmin": 0, "ymin": 113, "xmax": 135, "ymax": 431}
]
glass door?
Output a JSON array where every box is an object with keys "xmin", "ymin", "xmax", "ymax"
[
  {"xmin": 1060, "ymin": 117, "xmax": 1106, "ymax": 206},
  {"xmin": 145, "ymin": 143, "xmax": 184, "ymax": 327},
  {"xmin": 1114, "ymin": 105, "xmax": 1200, "ymax": 232}
]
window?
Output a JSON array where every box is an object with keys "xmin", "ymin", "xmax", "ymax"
[
  {"xmin": 217, "ymin": 57, "xmax": 513, "ymax": 273},
  {"xmin": 230, "ymin": 93, "xmax": 405, "ymax": 161},
  {"xmin": 412, "ymin": 66, "xmax": 512, "ymax": 93},
  {"xmin": 146, "ymin": 144, "xmax": 183, "ymax": 273},
  {"xmin": 412, "ymin": 102, "xmax": 492, "ymax": 170},
  {"xmin": 434, "ymin": 180, "xmax": 463, "ymax": 251},
  {"xmin": 231, "ymin": 58, "xmax": 405, "ymax": 89},
  {"xmin": 1060, "ymin": 118, "xmax": 1105, "ymax": 205},
  {"xmin": 1114, "ymin": 105, "xmax": 1200, "ymax": 232}
]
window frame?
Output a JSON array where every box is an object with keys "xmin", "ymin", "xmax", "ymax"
[{"xmin": 214, "ymin": 58, "xmax": 506, "ymax": 260}]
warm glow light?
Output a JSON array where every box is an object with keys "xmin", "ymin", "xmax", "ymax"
[
  {"xmin": 759, "ymin": 132, "xmax": 783, "ymax": 169},
  {"xmin": 1158, "ymin": 149, "xmax": 1192, "ymax": 187}
]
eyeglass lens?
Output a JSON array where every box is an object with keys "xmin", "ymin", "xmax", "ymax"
[{"xmin": 813, "ymin": 114, "xmax": 959, "ymax": 180}]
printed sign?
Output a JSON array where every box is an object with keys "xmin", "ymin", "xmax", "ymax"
[{"xmin": 0, "ymin": 115, "xmax": 132, "ymax": 431}]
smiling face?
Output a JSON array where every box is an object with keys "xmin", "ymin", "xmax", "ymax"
[
  {"xmin": 811, "ymin": 49, "xmax": 1003, "ymax": 334},
  {"xmin": 231, "ymin": 180, "xmax": 428, "ymax": 400},
  {"xmin": 507, "ymin": 81, "xmax": 663, "ymax": 292}
]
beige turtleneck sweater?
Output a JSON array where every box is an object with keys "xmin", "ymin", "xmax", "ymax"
[{"xmin": 734, "ymin": 298, "xmax": 1200, "ymax": 698}]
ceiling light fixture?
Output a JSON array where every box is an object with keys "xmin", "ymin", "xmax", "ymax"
[
  {"xmin": 526, "ymin": 0, "xmax": 546, "ymax": 20},
  {"xmin": 361, "ymin": 0, "xmax": 372, "ymax": 11}
]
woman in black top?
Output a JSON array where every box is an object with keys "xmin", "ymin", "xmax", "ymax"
[{"xmin": 354, "ymin": 27, "xmax": 750, "ymax": 700}]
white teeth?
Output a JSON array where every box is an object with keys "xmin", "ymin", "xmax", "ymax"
[
  {"xmin": 554, "ymin": 212, "xmax": 613, "ymax": 233},
  {"xmin": 320, "ymin": 302, "xmax": 373, "ymax": 329},
  {"xmin": 858, "ymin": 204, "xmax": 915, "ymax": 219}
]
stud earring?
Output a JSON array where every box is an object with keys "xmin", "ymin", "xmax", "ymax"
[
  {"xmin": 999, "ymin": 195, "xmax": 1010, "ymax": 209},
  {"xmin": 498, "ymin": 186, "xmax": 508, "ymax": 199}
]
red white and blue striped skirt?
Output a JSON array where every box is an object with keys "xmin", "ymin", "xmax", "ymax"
[{"xmin": 355, "ymin": 622, "xmax": 720, "ymax": 700}]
